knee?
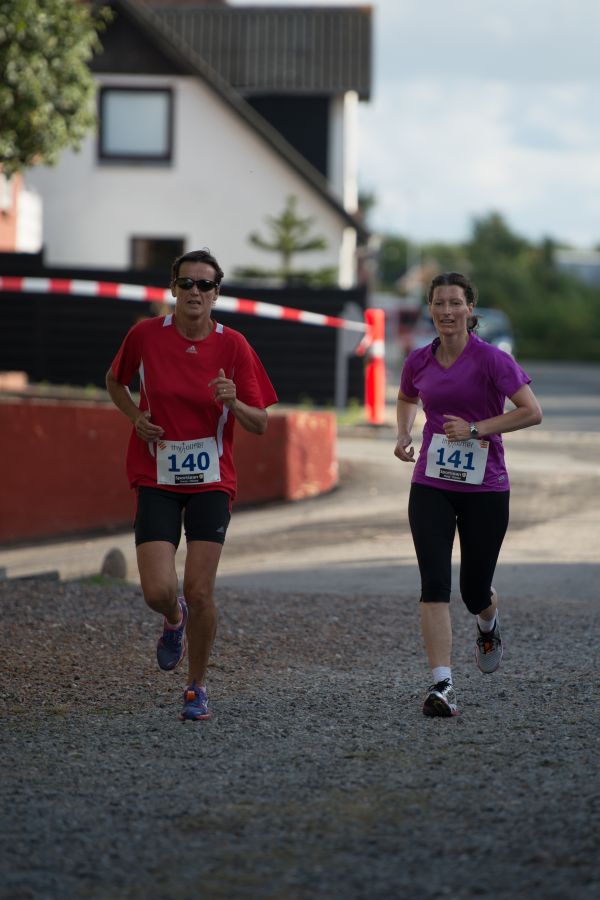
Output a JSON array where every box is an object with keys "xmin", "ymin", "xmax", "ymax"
[
  {"xmin": 142, "ymin": 584, "xmax": 175, "ymax": 615},
  {"xmin": 184, "ymin": 582, "xmax": 215, "ymax": 613}
]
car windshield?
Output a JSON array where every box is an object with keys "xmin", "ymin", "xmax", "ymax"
[{"xmin": 476, "ymin": 308, "xmax": 511, "ymax": 337}]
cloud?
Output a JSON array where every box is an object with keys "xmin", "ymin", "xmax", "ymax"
[
  {"xmin": 234, "ymin": 0, "xmax": 600, "ymax": 245},
  {"xmin": 359, "ymin": 77, "xmax": 600, "ymax": 245},
  {"xmin": 374, "ymin": 0, "xmax": 600, "ymax": 83}
]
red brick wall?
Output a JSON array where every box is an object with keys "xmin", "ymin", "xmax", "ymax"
[{"xmin": 0, "ymin": 401, "xmax": 336, "ymax": 543}]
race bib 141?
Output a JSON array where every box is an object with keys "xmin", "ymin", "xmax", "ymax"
[{"xmin": 425, "ymin": 433, "xmax": 489, "ymax": 485}]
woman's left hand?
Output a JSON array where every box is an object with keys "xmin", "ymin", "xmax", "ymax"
[
  {"xmin": 443, "ymin": 414, "xmax": 472, "ymax": 441},
  {"xmin": 209, "ymin": 368, "xmax": 237, "ymax": 407}
]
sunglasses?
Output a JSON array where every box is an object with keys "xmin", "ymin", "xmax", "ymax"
[{"xmin": 174, "ymin": 277, "xmax": 218, "ymax": 292}]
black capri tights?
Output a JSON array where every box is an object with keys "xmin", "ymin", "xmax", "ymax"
[{"xmin": 408, "ymin": 483, "xmax": 510, "ymax": 615}]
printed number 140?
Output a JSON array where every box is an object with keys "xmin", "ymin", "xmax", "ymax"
[{"xmin": 168, "ymin": 452, "xmax": 210, "ymax": 473}]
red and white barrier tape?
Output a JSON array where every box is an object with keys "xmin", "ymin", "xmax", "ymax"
[{"xmin": 0, "ymin": 276, "xmax": 367, "ymax": 333}]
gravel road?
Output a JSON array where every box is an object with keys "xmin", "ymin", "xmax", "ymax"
[{"xmin": 1, "ymin": 568, "xmax": 598, "ymax": 899}]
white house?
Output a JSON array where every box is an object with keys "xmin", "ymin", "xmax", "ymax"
[{"xmin": 25, "ymin": 0, "xmax": 372, "ymax": 286}]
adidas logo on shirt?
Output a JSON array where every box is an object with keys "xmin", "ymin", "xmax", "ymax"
[{"xmin": 186, "ymin": 345, "xmax": 197, "ymax": 353}]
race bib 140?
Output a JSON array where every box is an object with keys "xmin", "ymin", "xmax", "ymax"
[{"xmin": 156, "ymin": 437, "xmax": 221, "ymax": 486}]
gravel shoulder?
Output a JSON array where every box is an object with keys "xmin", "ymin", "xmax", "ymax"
[{"xmin": 1, "ymin": 571, "xmax": 599, "ymax": 900}]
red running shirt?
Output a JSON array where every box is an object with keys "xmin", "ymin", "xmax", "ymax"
[{"xmin": 110, "ymin": 315, "xmax": 278, "ymax": 499}]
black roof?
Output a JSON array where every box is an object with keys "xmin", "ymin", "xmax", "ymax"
[{"xmin": 151, "ymin": 4, "xmax": 372, "ymax": 98}]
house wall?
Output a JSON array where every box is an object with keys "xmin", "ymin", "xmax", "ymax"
[
  {"xmin": 0, "ymin": 174, "xmax": 42, "ymax": 254},
  {"xmin": 26, "ymin": 74, "xmax": 355, "ymax": 285},
  {"xmin": 0, "ymin": 174, "xmax": 18, "ymax": 250},
  {"xmin": 328, "ymin": 91, "xmax": 359, "ymax": 214},
  {"xmin": 16, "ymin": 185, "xmax": 43, "ymax": 253}
]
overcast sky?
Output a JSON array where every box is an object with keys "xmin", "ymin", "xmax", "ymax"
[{"xmin": 233, "ymin": 0, "xmax": 600, "ymax": 247}]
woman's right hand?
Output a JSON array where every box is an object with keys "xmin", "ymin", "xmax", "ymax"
[
  {"xmin": 134, "ymin": 410, "xmax": 164, "ymax": 442},
  {"xmin": 394, "ymin": 433, "xmax": 415, "ymax": 463}
]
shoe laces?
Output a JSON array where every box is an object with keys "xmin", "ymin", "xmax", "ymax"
[{"xmin": 429, "ymin": 678, "xmax": 452, "ymax": 693}]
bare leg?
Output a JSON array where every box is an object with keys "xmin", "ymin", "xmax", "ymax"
[
  {"xmin": 136, "ymin": 541, "xmax": 180, "ymax": 624},
  {"xmin": 420, "ymin": 602, "xmax": 452, "ymax": 669},
  {"xmin": 182, "ymin": 541, "xmax": 223, "ymax": 686}
]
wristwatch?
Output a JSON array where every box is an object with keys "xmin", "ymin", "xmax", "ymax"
[{"xmin": 469, "ymin": 422, "xmax": 479, "ymax": 438}]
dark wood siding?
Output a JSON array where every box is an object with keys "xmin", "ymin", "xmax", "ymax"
[
  {"xmin": 247, "ymin": 96, "xmax": 330, "ymax": 179},
  {"xmin": 0, "ymin": 258, "xmax": 366, "ymax": 405},
  {"xmin": 91, "ymin": 5, "xmax": 185, "ymax": 75}
]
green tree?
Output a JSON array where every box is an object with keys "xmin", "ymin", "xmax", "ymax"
[
  {"xmin": 0, "ymin": 0, "xmax": 110, "ymax": 177},
  {"xmin": 240, "ymin": 195, "xmax": 334, "ymax": 285},
  {"xmin": 376, "ymin": 234, "xmax": 409, "ymax": 291},
  {"xmin": 465, "ymin": 212, "xmax": 600, "ymax": 360},
  {"xmin": 372, "ymin": 210, "xmax": 600, "ymax": 360}
]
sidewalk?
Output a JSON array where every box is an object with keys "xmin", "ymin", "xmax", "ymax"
[{"xmin": 2, "ymin": 423, "xmax": 599, "ymax": 605}]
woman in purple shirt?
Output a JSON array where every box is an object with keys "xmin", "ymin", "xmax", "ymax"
[{"xmin": 395, "ymin": 272, "xmax": 542, "ymax": 718}]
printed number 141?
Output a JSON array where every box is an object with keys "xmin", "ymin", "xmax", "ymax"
[{"xmin": 436, "ymin": 447, "xmax": 475, "ymax": 470}]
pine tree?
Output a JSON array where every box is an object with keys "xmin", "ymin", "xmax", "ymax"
[{"xmin": 244, "ymin": 195, "xmax": 332, "ymax": 284}]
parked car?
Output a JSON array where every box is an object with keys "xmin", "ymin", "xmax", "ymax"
[
  {"xmin": 474, "ymin": 308, "xmax": 514, "ymax": 355},
  {"xmin": 411, "ymin": 307, "xmax": 515, "ymax": 355}
]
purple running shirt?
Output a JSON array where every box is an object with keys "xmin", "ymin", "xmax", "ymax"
[{"xmin": 400, "ymin": 333, "xmax": 531, "ymax": 492}]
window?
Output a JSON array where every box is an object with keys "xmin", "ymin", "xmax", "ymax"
[
  {"xmin": 131, "ymin": 237, "xmax": 185, "ymax": 273},
  {"xmin": 99, "ymin": 87, "xmax": 173, "ymax": 163}
]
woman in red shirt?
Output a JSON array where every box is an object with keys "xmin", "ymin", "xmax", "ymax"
[{"xmin": 106, "ymin": 248, "xmax": 278, "ymax": 722}]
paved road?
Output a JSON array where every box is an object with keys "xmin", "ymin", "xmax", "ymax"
[{"xmin": 1, "ymin": 362, "xmax": 598, "ymax": 599}]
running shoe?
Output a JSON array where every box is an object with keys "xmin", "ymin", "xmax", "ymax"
[
  {"xmin": 475, "ymin": 616, "xmax": 503, "ymax": 674},
  {"xmin": 180, "ymin": 681, "xmax": 210, "ymax": 721},
  {"xmin": 156, "ymin": 596, "xmax": 188, "ymax": 671},
  {"xmin": 422, "ymin": 679, "xmax": 459, "ymax": 717}
]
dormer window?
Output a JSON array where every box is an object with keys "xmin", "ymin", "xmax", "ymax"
[{"xmin": 98, "ymin": 86, "xmax": 173, "ymax": 163}]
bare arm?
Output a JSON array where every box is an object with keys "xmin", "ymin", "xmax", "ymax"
[
  {"xmin": 208, "ymin": 368, "xmax": 268, "ymax": 435},
  {"xmin": 394, "ymin": 390, "xmax": 419, "ymax": 463},
  {"xmin": 228, "ymin": 399, "xmax": 268, "ymax": 435},
  {"xmin": 443, "ymin": 384, "xmax": 543, "ymax": 441},
  {"xmin": 105, "ymin": 367, "xmax": 164, "ymax": 442}
]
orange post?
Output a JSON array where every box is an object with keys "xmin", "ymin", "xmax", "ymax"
[{"xmin": 364, "ymin": 308, "xmax": 386, "ymax": 425}]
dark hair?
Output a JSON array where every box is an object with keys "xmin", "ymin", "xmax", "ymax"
[
  {"xmin": 171, "ymin": 248, "xmax": 224, "ymax": 284},
  {"xmin": 427, "ymin": 271, "xmax": 479, "ymax": 332}
]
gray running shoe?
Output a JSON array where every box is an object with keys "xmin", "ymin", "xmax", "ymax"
[
  {"xmin": 422, "ymin": 679, "xmax": 459, "ymax": 717},
  {"xmin": 475, "ymin": 616, "xmax": 503, "ymax": 673}
]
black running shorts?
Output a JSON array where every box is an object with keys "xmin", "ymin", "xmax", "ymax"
[{"xmin": 134, "ymin": 486, "xmax": 231, "ymax": 548}]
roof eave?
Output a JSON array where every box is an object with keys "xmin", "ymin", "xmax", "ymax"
[{"xmin": 113, "ymin": 0, "xmax": 368, "ymax": 239}]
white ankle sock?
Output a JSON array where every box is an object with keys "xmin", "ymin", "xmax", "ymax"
[
  {"xmin": 477, "ymin": 614, "xmax": 496, "ymax": 633},
  {"xmin": 432, "ymin": 666, "xmax": 452, "ymax": 685}
]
